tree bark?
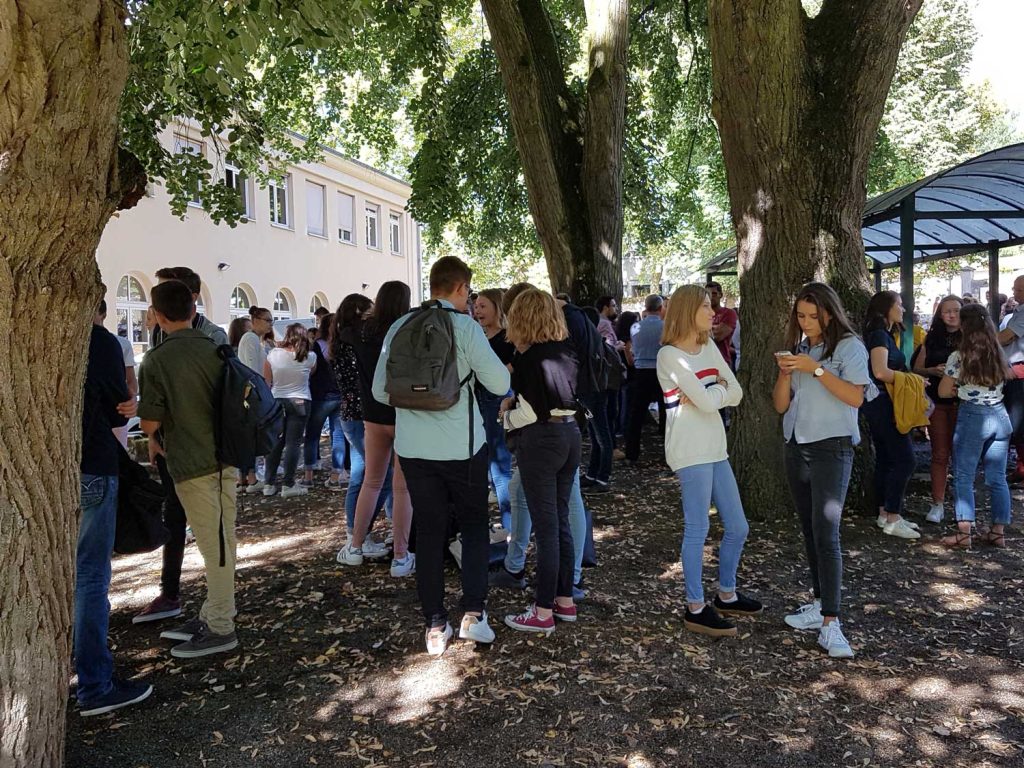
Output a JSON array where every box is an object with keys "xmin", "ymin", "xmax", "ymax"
[
  {"xmin": 708, "ymin": 0, "xmax": 922, "ymax": 519},
  {"xmin": 480, "ymin": 0, "xmax": 628, "ymax": 304},
  {"xmin": 0, "ymin": 2, "xmax": 129, "ymax": 765}
]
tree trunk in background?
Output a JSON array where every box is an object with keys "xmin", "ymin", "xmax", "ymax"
[
  {"xmin": 708, "ymin": 0, "xmax": 922, "ymax": 519},
  {"xmin": 481, "ymin": 0, "xmax": 628, "ymax": 304},
  {"xmin": 0, "ymin": 2, "xmax": 130, "ymax": 765}
]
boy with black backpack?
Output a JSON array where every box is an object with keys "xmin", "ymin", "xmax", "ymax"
[
  {"xmin": 138, "ymin": 280, "xmax": 240, "ymax": 659},
  {"xmin": 373, "ymin": 256, "xmax": 510, "ymax": 656}
]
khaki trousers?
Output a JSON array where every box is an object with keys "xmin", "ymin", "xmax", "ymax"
[{"xmin": 175, "ymin": 469, "xmax": 238, "ymax": 635}]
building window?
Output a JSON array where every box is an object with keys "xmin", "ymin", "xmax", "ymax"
[
  {"xmin": 224, "ymin": 165, "xmax": 252, "ymax": 219},
  {"xmin": 309, "ymin": 293, "xmax": 329, "ymax": 314},
  {"xmin": 273, "ymin": 290, "xmax": 293, "ymax": 320},
  {"xmin": 365, "ymin": 204, "xmax": 380, "ymax": 250},
  {"xmin": 174, "ymin": 136, "xmax": 204, "ymax": 207},
  {"xmin": 337, "ymin": 192, "xmax": 355, "ymax": 244},
  {"xmin": 269, "ymin": 175, "xmax": 290, "ymax": 228},
  {"xmin": 389, "ymin": 212, "xmax": 402, "ymax": 254},
  {"xmin": 306, "ymin": 180, "xmax": 326, "ymax": 237},
  {"xmin": 229, "ymin": 285, "xmax": 254, "ymax": 318},
  {"xmin": 116, "ymin": 275, "xmax": 149, "ymax": 351}
]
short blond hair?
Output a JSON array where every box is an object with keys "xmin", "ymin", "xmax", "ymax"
[
  {"xmin": 662, "ymin": 284, "xmax": 710, "ymax": 346},
  {"xmin": 506, "ymin": 289, "xmax": 567, "ymax": 347},
  {"xmin": 476, "ymin": 288, "xmax": 507, "ymax": 328}
]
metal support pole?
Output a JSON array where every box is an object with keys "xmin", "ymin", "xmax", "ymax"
[
  {"xmin": 899, "ymin": 195, "xmax": 915, "ymax": 363},
  {"xmin": 989, "ymin": 240, "xmax": 1001, "ymax": 322},
  {"xmin": 873, "ymin": 266, "xmax": 883, "ymax": 293}
]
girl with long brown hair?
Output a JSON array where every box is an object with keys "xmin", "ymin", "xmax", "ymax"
[
  {"xmin": 938, "ymin": 303, "xmax": 1013, "ymax": 549},
  {"xmin": 773, "ymin": 282, "xmax": 869, "ymax": 658},
  {"xmin": 913, "ymin": 296, "xmax": 962, "ymax": 523}
]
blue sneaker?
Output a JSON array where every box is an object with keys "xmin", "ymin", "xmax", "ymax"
[
  {"xmin": 79, "ymin": 678, "xmax": 153, "ymax": 717},
  {"xmin": 572, "ymin": 584, "xmax": 587, "ymax": 601}
]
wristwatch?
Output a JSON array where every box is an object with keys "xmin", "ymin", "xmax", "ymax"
[{"xmin": 813, "ymin": 366, "xmax": 825, "ymax": 378}]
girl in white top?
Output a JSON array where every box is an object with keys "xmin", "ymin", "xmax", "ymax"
[
  {"xmin": 657, "ymin": 285, "xmax": 761, "ymax": 638},
  {"xmin": 263, "ymin": 323, "xmax": 316, "ymax": 497}
]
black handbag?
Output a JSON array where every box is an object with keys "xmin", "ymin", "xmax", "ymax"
[{"xmin": 114, "ymin": 445, "xmax": 169, "ymax": 555}]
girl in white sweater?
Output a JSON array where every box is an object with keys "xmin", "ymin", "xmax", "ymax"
[{"xmin": 657, "ymin": 285, "xmax": 762, "ymax": 637}]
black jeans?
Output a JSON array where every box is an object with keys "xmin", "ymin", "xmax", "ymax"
[
  {"xmin": 624, "ymin": 368, "xmax": 665, "ymax": 461},
  {"xmin": 515, "ymin": 421, "xmax": 581, "ymax": 609},
  {"xmin": 582, "ymin": 389, "xmax": 613, "ymax": 483},
  {"xmin": 156, "ymin": 454, "xmax": 187, "ymax": 600},
  {"xmin": 401, "ymin": 446, "xmax": 490, "ymax": 627},
  {"xmin": 784, "ymin": 437, "xmax": 853, "ymax": 618},
  {"xmin": 862, "ymin": 394, "xmax": 915, "ymax": 514},
  {"xmin": 265, "ymin": 398, "xmax": 309, "ymax": 487}
]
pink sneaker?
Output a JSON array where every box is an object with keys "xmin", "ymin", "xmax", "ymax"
[
  {"xmin": 552, "ymin": 603, "xmax": 577, "ymax": 622},
  {"xmin": 504, "ymin": 605, "xmax": 556, "ymax": 635}
]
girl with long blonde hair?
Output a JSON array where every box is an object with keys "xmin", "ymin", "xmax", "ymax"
[{"xmin": 658, "ymin": 284, "xmax": 760, "ymax": 638}]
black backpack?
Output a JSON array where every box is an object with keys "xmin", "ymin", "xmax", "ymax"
[
  {"xmin": 115, "ymin": 445, "xmax": 168, "ymax": 555},
  {"xmin": 569, "ymin": 306, "xmax": 614, "ymax": 396},
  {"xmin": 215, "ymin": 344, "xmax": 284, "ymax": 469}
]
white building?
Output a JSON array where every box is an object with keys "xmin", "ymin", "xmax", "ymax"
[{"xmin": 97, "ymin": 126, "xmax": 422, "ymax": 351}]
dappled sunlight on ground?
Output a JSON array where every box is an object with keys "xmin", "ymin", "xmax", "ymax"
[{"xmin": 334, "ymin": 654, "xmax": 465, "ymax": 724}]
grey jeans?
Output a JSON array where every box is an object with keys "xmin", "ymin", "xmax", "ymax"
[{"xmin": 784, "ymin": 437, "xmax": 853, "ymax": 618}]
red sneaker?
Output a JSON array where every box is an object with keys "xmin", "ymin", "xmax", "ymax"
[
  {"xmin": 552, "ymin": 603, "xmax": 577, "ymax": 622},
  {"xmin": 504, "ymin": 605, "xmax": 556, "ymax": 635}
]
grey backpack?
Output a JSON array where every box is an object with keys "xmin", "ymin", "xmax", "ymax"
[{"xmin": 385, "ymin": 301, "xmax": 471, "ymax": 411}]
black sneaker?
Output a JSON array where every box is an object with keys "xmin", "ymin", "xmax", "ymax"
[
  {"xmin": 579, "ymin": 475, "xmax": 597, "ymax": 488},
  {"xmin": 170, "ymin": 625, "xmax": 239, "ymax": 658},
  {"xmin": 79, "ymin": 677, "xmax": 153, "ymax": 717},
  {"xmin": 583, "ymin": 481, "xmax": 610, "ymax": 495},
  {"xmin": 713, "ymin": 592, "xmax": 764, "ymax": 617},
  {"xmin": 159, "ymin": 616, "xmax": 203, "ymax": 642},
  {"xmin": 489, "ymin": 567, "xmax": 527, "ymax": 590},
  {"xmin": 683, "ymin": 605, "xmax": 737, "ymax": 637}
]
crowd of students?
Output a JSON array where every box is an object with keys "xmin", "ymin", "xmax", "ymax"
[{"xmin": 74, "ymin": 258, "xmax": 1016, "ymax": 717}]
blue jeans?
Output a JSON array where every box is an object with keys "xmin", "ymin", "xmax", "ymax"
[
  {"xmin": 478, "ymin": 391, "xmax": 512, "ymax": 529},
  {"xmin": 676, "ymin": 460, "xmax": 749, "ymax": 605},
  {"xmin": 304, "ymin": 397, "xmax": 344, "ymax": 470},
  {"xmin": 583, "ymin": 390, "xmax": 613, "ymax": 484},
  {"xmin": 953, "ymin": 401, "xmax": 1012, "ymax": 524},
  {"xmin": 505, "ymin": 466, "xmax": 585, "ymax": 585},
  {"xmin": 75, "ymin": 474, "xmax": 118, "ymax": 704},
  {"xmin": 339, "ymin": 419, "xmax": 392, "ymax": 531}
]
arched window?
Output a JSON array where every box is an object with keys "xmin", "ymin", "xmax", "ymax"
[
  {"xmin": 116, "ymin": 275, "xmax": 149, "ymax": 350},
  {"xmin": 309, "ymin": 293, "xmax": 329, "ymax": 314},
  {"xmin": 273, "ymin": 290, "xmax": 293, "ymax": 320},
  {"xmin": 229, "ymin": 285, "xmax": 253, "ymax": 318}
]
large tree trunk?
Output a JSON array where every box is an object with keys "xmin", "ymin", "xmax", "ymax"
[
  {"xmin": 0, "ymin": 2, "xmax": 129, "ymax": 765},
  {"xmin": 481, "ymin": 0, "xmax": 628, "ymax": 304},
  {"xmin": 708, "ymin": 0, "xmax": 921, "ymax": 519}
]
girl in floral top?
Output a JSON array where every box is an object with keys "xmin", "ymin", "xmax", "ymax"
[
  {"xmin": 938, "ymin": 303, "xmax": 1013, "ymax": 549},
  {"xmin": 328, "ymin": 294, "xmax": 392, "ymax": 556}
]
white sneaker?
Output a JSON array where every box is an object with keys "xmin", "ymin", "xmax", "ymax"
[
  {"xmin": 336, "ymin": 544, "xmax": 364, "ymax": 566},
  {"xmin": 459, "ymin": 611, "xmax": 495, "ymax": 644},
  {"xmin": 246, "ymin": 481, "xmax": 266, "ymax": 494},
  {"xmin": 784, "ymin": 600, "xmax": 823, "ymax": 630},
  {"xmin": 262, "ymin": 485, "xmax": 278, "ymax": 497},
  {"xmin": 425, "ymin": 623, "xmax": 453, "ymax": 656},
  {"xmin": 390, "ymin": 553, "xmax": 415, "ymax": 578},
  {"xmin": 926, "ymin": 503, "xmax": 944, "ymax": 524},
  {"xmin": 362, "ymin": 539, "xmax": 390, "ymax": 560},
  {"xmin": 883, "ymin": 517, "xmax": 921, "ymax": 539},
  {"xmin": 878, "ymin": 514, "xmax": 919, "ymax": 531},
  {"xmin": 281, "ymin": 485, "xmax": 308, "ymax": 498},
  {"xmin": 818, "ymin": 620, "xmax": 855, "ymax": 658}
]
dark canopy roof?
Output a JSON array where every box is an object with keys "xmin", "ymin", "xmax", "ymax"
[{"xmin": 705, "ymin": 142, "xmax": 1024, "ymax": 274}]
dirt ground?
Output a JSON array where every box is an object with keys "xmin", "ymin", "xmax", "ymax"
[{"xmin": 66, "ymin": 437, "xmax": 1024, "ymax": 768}]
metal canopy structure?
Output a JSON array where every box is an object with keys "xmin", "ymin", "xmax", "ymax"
[{"xmin": 704, "ymin": 143, "xmax": 1024, "ymax": 347}]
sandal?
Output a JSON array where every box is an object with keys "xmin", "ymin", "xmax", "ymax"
[
  {"xmin": 941, "ymin": 530, "xmax": 972, "ymax": 550},
  {"xmin": 983, "ymin": 530, "xmax": 1007, "ymax": 549}
]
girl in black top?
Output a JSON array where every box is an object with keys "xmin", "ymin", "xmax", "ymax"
[
  {"xmin": 912, "ymin": 295, "xmax": 962, "ymax": 523},
  {"xmin": 337, "ymin": 281, "xmax": 415, "ymax": 576},
  {"xmin": 501, "ymin": 289, "xmax": 581, "ymax": 636},
  {"xmin": 861, "ymin": 291, "xmax": 921, "ymax": 540}
]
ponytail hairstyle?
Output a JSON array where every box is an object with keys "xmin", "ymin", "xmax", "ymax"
[
  {"xmin": 280, "ymin": 322, "xmax": 311, "ymax": 362},
  {"xmin": 956, "ymin": 303, "xmax": 1007, "ymax": 388},
  {"xmin": 784, "ymin": 282, "xmax": 857, "ymax": 359}
]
